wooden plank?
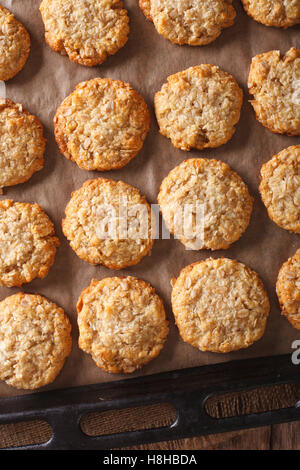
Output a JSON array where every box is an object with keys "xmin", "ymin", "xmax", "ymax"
[
  {"xmin": 271, "ymin": 422, "xmax": 300, "ymax": 450},
  {"xmin": 123, "ymin": 427, "xmax": 272, "ymax": 450}
]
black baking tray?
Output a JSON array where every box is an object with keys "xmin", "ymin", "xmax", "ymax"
[{"xmin": 0, "ymin": 353, "xmax": 300, "ymax": 450}]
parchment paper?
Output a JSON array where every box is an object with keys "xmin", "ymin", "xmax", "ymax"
[{"xmin": 0, "ymin": 0, "xmax": 300, "ymax": 398}]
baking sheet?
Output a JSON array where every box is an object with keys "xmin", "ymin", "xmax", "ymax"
[{"xmin": 0, "ymin": 0, "xmax": 299, "ymax": 398}]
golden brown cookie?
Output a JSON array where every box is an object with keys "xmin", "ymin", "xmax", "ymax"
[
  {"xmin": 276, "ymin": 249, "xmax": 300, "ymax": 330},
  {"xmin": 0, "ymin": 199, "xmax": 59, "ymax": 287},
  {"xmin": 77, "ymin": 276, "xmax": 169, "ymax": 374},
  {"xmin": 54, "ymin": 78, "xmax": 150, "ymax": 172},
  {"xmin": 154, "ymin": 65, "xmax": 243, "ymax": 151},
  {"xmin": 0, "ymin": 99, "xmax": 45, "ymax": 190},
  {"xmin": 158, "ymin": 158, "xmax": 253, "ymax": 250},
  {"xmin": 0, "ymin": 292, "xmax": 72, "ymax": 390},
  {"xmin": 139, "ymin": 0, "xmax": 152, "ymax": 21},
  {"xmin": 0, "ymin": 5, "xmax": 30, "ymax": 81},
  {"xmin": 171, "ymin": 258, "xmax": 270, "ymax": 353},
  {"xmin": 140, "ymin": 0, "xmax": 236, "ymax": 45},
  {"xmin": 62, "ymin": 178, "xmax": 154, "ymax": 270},
  {"xmin": 248, "ymin": 48, "xmax": 300, "ymax": 135},
  {"xmin": 259, "ymin": 146, "xmax": 300, "ymax": 233},
  {"xmin": 39, "ymin": 0, "xmax": 129, "ymax": 66},
  {"xmin": 241, "ymin": 0, "xmax": 300, "ymax": 28}
]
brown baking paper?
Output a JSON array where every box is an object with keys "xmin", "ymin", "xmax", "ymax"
[{"xmin": 0, "ymin": 0, "xmax": 300, "ymax": 398}]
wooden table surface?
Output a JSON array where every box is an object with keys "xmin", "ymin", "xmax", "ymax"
[{"xmin": 126, "ymin": 422, "xmax": 300, "ymax": 450}]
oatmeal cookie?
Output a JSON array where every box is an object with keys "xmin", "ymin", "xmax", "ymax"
[
  {"xmin": 0, "ymin": 292, "xmax": 72, "ymax": 390},
  {"xmin": 0, "ymin": 99, "xmax": 45, "ymax": 190},
  {"xmin": 259, "ymin": 146, "xmax": 300, "ymax": 233},
  {"xmin": 62, "ymin": 178, "xmax": 154, "ymax": 269},
  {"xmin": 248, "ymin": 48, "xmax": 300, "ymax": 135},
  {"xmin": 158, "ymin": 158, "xmax": 253, "ymax": 250},
  {"xmin": 0, "ymin": 199, "xmax": 59, "ymax": 287},
  {"xmin": 39, "ymin": 0, "xmax": 129, "ymax": 66},
  {"xmin": 171, "ymin": 258, "xmax": 270, "ymax": 353},
  {"xmin": 77, "ymin": 276, "xmax": 169, "ymax": 374},
  {"xmin": 139, "ymin": 0, "xmax": 152, "ymax": 21},
  {"xmin": 277, "ymin": 249, "xmax": 300, "ymax": 330},
  {"xmin": 54, "ymin": 78, "xmax": 150, "ymax": 171},
  {"xmin": 140, "ymin": 0, "xmax": 236, "ymax": 46},
  {"xmin": 0, "ymin": 5, "xmax": 30, "ymax": 81},
  {"xmin": 241, "ymin": 0, "xmax": 300, "ymax": 28},
  {"xmin": 154, "ymin": 65, "xmax": 243, "ymax": 151}
]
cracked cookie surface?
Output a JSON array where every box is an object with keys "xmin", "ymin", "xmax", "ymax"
[
  {"xmin": 0, "ymin": 200, "xmax": 59, "ymax": 287},
  {"xmin": 154, "ymin": 65, "xmax": 243, "ymax": 151},
  {"xmin": 0, "ymin": 5, "xmax": 30, "ymax": 81},
  {"xmin": 0, "ymin": 99, "xmax": 45, "ymax": 190},
  {"xmin": 241, "ymin": 0, "xmax": 300, "ymax": 28},
  {"xmin": 139, "ymin": 0, "xmax": 235, "ymax": 45},
  {"xmin": 259, "ymin": 146, "xmax": 300, "ymax": 233},
  {"xmin": 158, "ymin": 158, "xmax": 253, "ymax": 250},
  {"xmin": 54, "ymin": 78, "xmax": 150, "ymax": 171},
  {"xmin": 77, "ymin": 276, "xmax": 169, "ymax": 374},
  {"xmin": 248, "ymin": 48, "xmax": 300, "ymax": 135},
  {"xmin": 0, "ymin": 292, "xmax": 72, "ymax": 390},
  {"xmin": 171, "ymin": 258, "xmax": 270, "ymax": 353},
  {"xmin": 40, "ymin": 0, "xmax": 129, "ymax": 66},
  {"xmin": 62, "ymin": 178, "xmax": 154, "ymax": 269}
]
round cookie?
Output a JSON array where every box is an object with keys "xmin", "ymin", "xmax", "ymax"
[
  {"xmin": 241, "ymin": 0, "xmax": 300, "ymax": 29},
  {"xmin": 0, "ymin": 199, "xmax": 59, "ymax": 287},
  {"xmin": 141, "ymin": 0, "xmax": 236, "ymax": 46},
  {"xmin": 154, "ymin": 65, "xmax": 243, "ymax": 151},
  {"xmin": 62, "ymin": 178, "xmax": 154, "ymax": 270},
  {"xmin": 259, "ymin": 146, "xmax": 300, "ymax": 233},
  {"xmin": 158, "ymin": 158, "xmax": 253, "ymax": 250},
  {"xmin": 248, "ymin": 48, "xmax": 300, "ymax": 135},
  {"xmin": 39, "ymin": 0, "xmax": 129, "ymax": 66},
  {"xmin": 171, "ymin": 258, "xmax": 270, "ymax": 353},
  {"xmin": 54, "ymin": 78, "xmax": 150, "ymax": 172},
  {"xmin": 276, "ymin": 249, "xmax": 300, "ymax": 330},
  {"xmin": 0, "ymin": 99, "xmax": 45, "ymax": 190},
  {"xmin": 0, "ymin": 292, "xmax": 72, "ymax": 390},
  {"xmin": 0, "ymin": 5, "xmax": 30, "ymax": 81},
  {"xmin": 77, "ymin": 276, "xmax": 169, "ymax": 374}
]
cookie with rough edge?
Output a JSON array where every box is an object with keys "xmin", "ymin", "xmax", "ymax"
[
  {"xmin": 158, "ymin": 158, "xmax": 253, "ymax": 250},
  {"xmin": 277, "ymin": 249, "xmax": 300, "ymax": 330},
  {"xmin": 259, "ymin": 146, "xmax": 300, "ymax": 233},
  {"xmin": 171, "ymin": 258, "xmax": 270, "ymax": 353},
  {"xmin": 39, "ymin": 0, "xmax": 129, "ymax": 66},
  {"xmin": 0, "ymin": 200, "xmax": 60, "ymax": 287},
  {"xmin": 0, "ymin": 99, "xmax": 45, "ymax": 191},
  {"xmin": 241, "ymin": 0, "xmax": 300, "ymax": 29},
  {"xmin": 62, "ymin": 178, "xmax": 154, "ymax": 270},
  {"xmin": 139, "ymin": 0, "xmax": 152, "ymax": 21},
  {"xmin": 248, "ymin": 48, "xmax": 300, "ymax": 135},
  {"xmin": 0, "ymin": 5, "xmax": 30, "ymax": 81},
  {"xmin": 77, "ymin": 276, "xmax": 169, "ymax": 374},
  {"xmin": 141, "ymin": 0, "xmax": 236, "ymax": 46},
  {"xmin": 154, "ymin": 65, "xmax": 243, "ymax": 151},
  {"xmin": 0, "ymin": 292, "xmax": 72, "ymax": 390},
  {"xmin": 54, "ymin": 78, "xmax": 150, "ymax": 172}
]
